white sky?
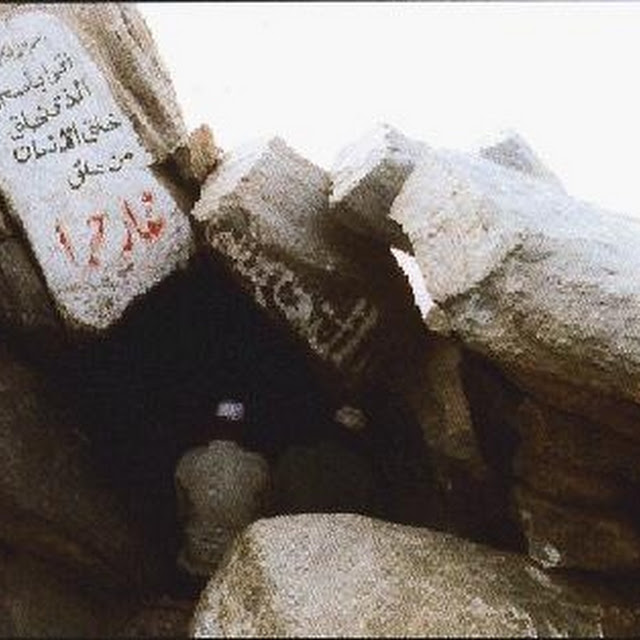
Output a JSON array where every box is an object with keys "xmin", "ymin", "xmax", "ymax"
[{"xmin": 140, "ymin": 2, "xmax": 640, "ymax": 217}]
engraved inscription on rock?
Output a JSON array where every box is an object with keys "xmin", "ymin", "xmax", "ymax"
[{"xmin": 0, "ymin": 12, "xmax": 193, "ymax": 330}]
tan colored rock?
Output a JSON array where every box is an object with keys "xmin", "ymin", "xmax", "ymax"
[
  {"xmin": 191, "ymin": 513, "xmax": 640, "ymax": 637},
  {"xmin": 408, "ymin": 343, "xmax": 531, "ymax": 547},
  {"xmin": 504, "ymin": 368, "xmax": 640, "ymax": 444},
  {"xmin": 409, "ymin": 337, "xmax": 486, "ymax": 472},
  {"xmin": 175, "ymin": 440, "xmax": 270, "ymax": 576},
  {"xmin": 329, "ymin": 123, "xmax": 426, "ymax": 249},
  {"xmin": 0, "ymin": 4, "xmax": 194, "ymax": 333},
  {"xmin": 399, "ymin": 336, "xmax": 519, "ymax": 544},
  {"xmin": 172, "ymin": 124, "xmax": 219, "ymax": 189}
]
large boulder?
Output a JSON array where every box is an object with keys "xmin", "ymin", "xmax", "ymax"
[
  {"xmin": 327, "ymin": 127, "xmax": 574, "ymax": 546},
  {"xmin": 391, "ymin": 147, "xmax": 640, "ymax": 409},
  {"xmin": 191, "ymin": 513, "xmax": 640, "ymax": 637},
  {"xmin": 0, "ymin": 4, "xmax": 197, "ymax": 336},
  {"xmin": 390, "ymin": 145, "xmax": 640, "ymax": 570}
]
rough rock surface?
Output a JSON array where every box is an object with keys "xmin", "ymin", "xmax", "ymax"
[
  {"xmin": 477, "ymin": 130, "xmax": 564, "ymax": 187},
  {"xmin": 175, "ymin": 440, "xmax": 270, "ymax": 576},
  {"xmin": 391, "ymin": 147, "xmax": 640, "ymax": 407},
  {"xmin": 0, "ymin": 4, "xmax": 194, "ymax": 333},
  {"xmin": 398, "ymin": 336, "xmax": 519, "ymax": 545},
  {"xmin": 0, "ymin": 342, "xmax": 150, "ymax": 589},
  {"xmin": 512, "ymin": 398, "xmax": 640, "ymax": 571},
  {"xmin": 191, "ymin": 513, "xmax": 640, "ymax": 637},
  {"xmin": 191, "ymin": 136, "xmax": 426, "ymax": 395},
  {"xmin": 329, "ymin": 123, "xmax": 426, "ymax": 249},
  {"xmin": 172, "ymin": 124, "xmax": 219, "ymax": 190},
  {"xmin": 514, "ymin": 486, "xmax": 640, "ymax": 572},
  {"xmin": 391, "ymin": 145, "xmax": 640, "ymax": 570}
]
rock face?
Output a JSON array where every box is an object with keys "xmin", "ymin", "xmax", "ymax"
[
  {"xmin": 329, "ymin": 123, "xmax": 426, "ymax": 249},
  {"xmin": 477, "ymin": 130, "xmax": 564, "ymax": 187},
  {"xmin": 390, "ymin": 145, "xmax": 640, "ymax": 570},
  {"xmin": 0, "ymin": 4, "xmax": 195, "ymax": 334},
  {"xmin": 0, "ymin": 343, "xmax": 150, "ymax": 589},
  {"xmin": 171, "ymin": 124, "xmax": 219, "ymax": 193},
  {"xmin": 175, "ymin": 440, "xmax": 270, "ymax": 576},
  {"xmin": 398, "ymin": 336, "xmax": 520, "ymax": 546},
  {"xmin": 191, "ymin": 513, "xmax": 640, "ymax": 637},
  {"xmin": 512, "ymin": 398, "xmax": 640, "ymax": 571},
  {"xmin": 191, "ymin": 136, "xmax": 425, "ymax": 395},
  {"xmin": 0, "ymin": 546, "xmax": 133, "ymax": 638},
  {"xmin": 391, "ymin": 148, "xmax": 640, "ymax": 407}
]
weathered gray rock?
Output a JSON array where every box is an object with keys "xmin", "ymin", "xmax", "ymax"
[
  {"xmin": 391, "ymin": 147, "xmax": 640, "ymax": 410},
  {"xmin": 191, "ymin": 513, "xmax": 640, "ymax": 637},
  {"xmin": 0, "ymin": 4, "xmax": 194, "ymax": 334},
  {"xmin": 0, "ymin": 3, "xmax": 187, "ymax": 160},
  {"xmin": 271, "ymin": 440, "xmax": 375, "ymax": 516},
  {"xmin": 0, "ymin": 343, "xmax": 150, "ymax": 589},
  {"xmin": 175, "ymin": 440, "xmax": 270, "ymax": 576},
  {"xmin": 329, "ymin": 127, "xmax": 559, "ymax": 254},
  {"xmin": 191, "ymin": 136, "xmax": 425, "ymax": 394},
  {"xmin": 477, "ymin": 130, "xmax": 563, "ymax": 187},
  {"xmin": 329, "ymin": 123, "xmax": 426, "ymax": 249}
]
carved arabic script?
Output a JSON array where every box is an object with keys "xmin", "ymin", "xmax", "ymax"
[{"xmin": 209, "ymin": 226, "xmax": 379, "ymax": 371}]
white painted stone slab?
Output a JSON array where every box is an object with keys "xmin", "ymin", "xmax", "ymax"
[{"xmin": 0, "ymin": 12, "xmax": 193, "ymax": 330}]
